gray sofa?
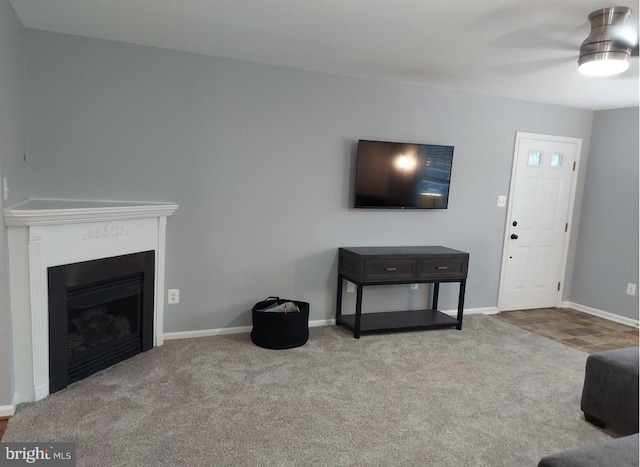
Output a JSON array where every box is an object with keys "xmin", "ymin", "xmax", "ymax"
[
  {"xmin": 538, "ymin": 347, "xmax": 639, "ymax": 467},
  {"xmin": 538, "ymin": 433, "xmax": 639, "ymax": 467},
  {"xmin": 581, "ymin": 346, "xmax": 639, "ymax": 436}
]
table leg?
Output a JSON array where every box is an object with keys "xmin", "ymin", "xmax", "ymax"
[
  {"xmin": 336, "ymin": 273, "xmax": 343, "ymax": 326},
  {"xmin": 432, "ymin": 282, "xmax": 440, "ymax": 310},
  {"xmin": 354, "ymin": 284, "xmax": 363, "ymax": 339},
  {"xmin": 456, "ymin": 279, "xmax": 466, "ymax": 330}
]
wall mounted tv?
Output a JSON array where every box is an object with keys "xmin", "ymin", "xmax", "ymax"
[{"xmin": 354, "ymin": 139, "xmax": 454, "ymax": 209}]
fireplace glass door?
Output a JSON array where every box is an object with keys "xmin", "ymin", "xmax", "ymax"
[{"xmin": 48, "ymin": 251, "xmax": 154, "ymax": 393}]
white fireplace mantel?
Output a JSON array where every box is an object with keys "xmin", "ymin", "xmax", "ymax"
[{"xmin": 5, "ymin": 198, "xmax": 178, "ymax": 403}]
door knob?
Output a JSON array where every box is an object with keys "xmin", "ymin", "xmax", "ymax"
[{"xmin": 510, "ymin": 234, "xmax": 519, "ymax": 240}]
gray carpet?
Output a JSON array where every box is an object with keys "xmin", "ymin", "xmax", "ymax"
[{"xmin": 5, "ymin": 315, "xmax": 609, "ymax": 466}]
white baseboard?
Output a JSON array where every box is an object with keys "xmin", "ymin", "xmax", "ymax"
[
  {"xmin": 560, "ymin": 301, "xmax": 639, "ymax": 328},
  {"xmin": 163, "ymin": 325, "xmax": 252, "ymax": 340},
  {"xmin": 442, "ymin": 306, "xmax": 499, "ymax": 316},
  {"xmin": 0, "ymin": 400, "xmax": 16, "ymax": 417},
  {"xmin": 309, "ymin": 318, "xmax": 336, "ymax": 327},
  {"xmin": 162, "ymin": 310, "xmax": 495, "ymax": 341},
  {"xmin": 163, "ymin": 318, "xmax": 337, "ymax": 340}
]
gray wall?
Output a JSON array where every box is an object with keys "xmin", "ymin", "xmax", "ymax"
[
  {"xmin": 25, "ymin": 29, "xmax": 595, "ymax": 333},
  {"xmin": 570, "ymin": 107, "xmax": 639, "ymax": 320},
  {"xmin": 0, "ymin": 0, "xmax": 26, "ymax": 407}
]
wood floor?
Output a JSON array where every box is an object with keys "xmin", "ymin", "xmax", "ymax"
[
  {"xmin": 492, "ymin": 307, "xmax": 639, "ymax": 353},
  {"xmin": 0, "ymin": 417, "xmax": 8, "ymax": 441},
  {"xmin": 0, "ymin": 308, "xmax": 636, "ymax": 442}
]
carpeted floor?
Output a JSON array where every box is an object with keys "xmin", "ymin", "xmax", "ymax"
[{"xmin": 4, "ymin": 315, "xmax": 610, "ymax": 466}]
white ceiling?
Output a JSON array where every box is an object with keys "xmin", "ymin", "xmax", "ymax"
[{"xmin": 9, "ymin": 0, "xmax": 640, "ymax": 110}]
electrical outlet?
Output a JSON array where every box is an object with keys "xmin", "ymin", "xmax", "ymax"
[
  {"xmin": 411, "ymin": 283, "xmax": 419, "ymax": 290},
  {"xmin": 627, "ymin": 283, "xmax": 636, "ymax": 296},
  {"xmin": 346, "ymin": 281, "xmax": 356, "ymax": 293},
  {"xmin": 168, "ymin": 288, "xmax": 180, "ymax": 304},
  {"xmin": 497, "ymin": 195, "xmax": 506, "ymax": 207}
]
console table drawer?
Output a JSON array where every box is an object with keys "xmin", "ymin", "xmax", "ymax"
[
  {"xmin": 417, "ymin": 258, "xmax": 466, "ymax": 279},
  {"xmin": 363, "ymin": 259, "xmax": 415, "ymax": 281}
]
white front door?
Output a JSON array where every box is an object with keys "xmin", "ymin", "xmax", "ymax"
[{"xmin": 499, "ymin": 132, "xmax": 582, "ymax": 311}]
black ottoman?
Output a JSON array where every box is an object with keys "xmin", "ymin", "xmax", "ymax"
[
  {"xmin": 537, "ymin": 433, "xmax": 639, "ymax": 467},
  {"xmin": 580, "ymin": 347, "xmax": 639, "ymax": 436}
]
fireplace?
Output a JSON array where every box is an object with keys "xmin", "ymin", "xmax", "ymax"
[
  {"xmin": 48, "ymin": 251, "xmax": 155, "ymax": 393},
  {"xmin": 4, "ymin": 198, "xmax": 178, "ymax": 403}
]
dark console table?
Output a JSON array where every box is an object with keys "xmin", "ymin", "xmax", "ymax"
[{"xmin": 336, "ymin": 246, "xmax": 469, "ymax": 338}]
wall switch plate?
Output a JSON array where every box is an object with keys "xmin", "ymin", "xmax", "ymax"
[
  {"xmin": 411, "ymin": 283, "xmax": 419, "ymax": 290},
  {"xmin": 497, "ymin": 195, "xmax": 506, "ymax": 207},
  {"xmin": 168, "ymin": 288, "xmax": 180, "ymax": 304},
  {"xmin": 3, "ymin": 177, "xmax": 8, "ymax": 201},
  {"xmin": 346, "ymin": 281, "xmax": 356, "ymax": 293},
  {"xmin": 627, "ymin": 283, "xmax": 636, "ymax": 296}
]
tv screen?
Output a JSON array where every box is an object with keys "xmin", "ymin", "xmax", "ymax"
[{"xmin": 354, "ymin": 140, "xmax": 454, "ymax": 209}]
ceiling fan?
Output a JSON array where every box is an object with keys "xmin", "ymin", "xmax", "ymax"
[
  {"xmin": 578, "ymin": 6, "xmax": 639, "ymax": 76},
  {"xmin": 488, "ymin": 4, "xmax": 638, "ymax": 78}
]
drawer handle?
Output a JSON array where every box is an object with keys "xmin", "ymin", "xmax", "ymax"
[
  {"xmin": 385, "ymin": 267, "xmax": 397, "ymax": 272},
  {"xmin": 437, "ymin": 266, "xmax": 448, "ymax": 270}
]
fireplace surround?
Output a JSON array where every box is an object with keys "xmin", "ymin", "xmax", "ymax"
[{"xmin": 4, "ymin": 199, "xmax": 178, "ymax": 403}]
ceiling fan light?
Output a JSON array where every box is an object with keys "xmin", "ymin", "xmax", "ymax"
[
  {"xmin": 577, "ymin": 6, "xmax": 634, "ymax": 77},
  {"xmin": 578, "ymin": 53, "xmax": 630, "ymax": 76}
]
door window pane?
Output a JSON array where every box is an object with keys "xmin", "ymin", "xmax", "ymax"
[
  {"xmin": 528, "ymin": 151, "xmax": 542, "ymax": 167},
  {"xmin": 550, "ymin": 153, "xmax": 563, "ymax": 168}
]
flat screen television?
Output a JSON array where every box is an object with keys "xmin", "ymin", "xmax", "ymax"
[{"xmin": 354, "ymin": 139, "xmax": 454, "ymax": 209}]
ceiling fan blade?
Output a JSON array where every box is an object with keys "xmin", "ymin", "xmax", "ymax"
[
  {"xmin": 487, "ymin": 28, "xmax": 577, "ymax": 52},
  {"xmin": 475, "ymin": 1, "xmax": 590, "ymax": 28},
  {"xmin": 488, "ymin": 56, "xmax": 574, "ymax": 77},
  {"xmin": 571, "ymin": 20, "xmax": 590, "ymax": 35}
]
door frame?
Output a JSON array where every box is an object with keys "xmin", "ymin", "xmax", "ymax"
[{"xmin": 497, "ymin": 131, "xmax": 583, "ymax": 311}]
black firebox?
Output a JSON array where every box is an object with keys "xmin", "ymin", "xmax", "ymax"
[{"xmin": 48, "ymin": 251, "xmax": 155, "ymax": 393}]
